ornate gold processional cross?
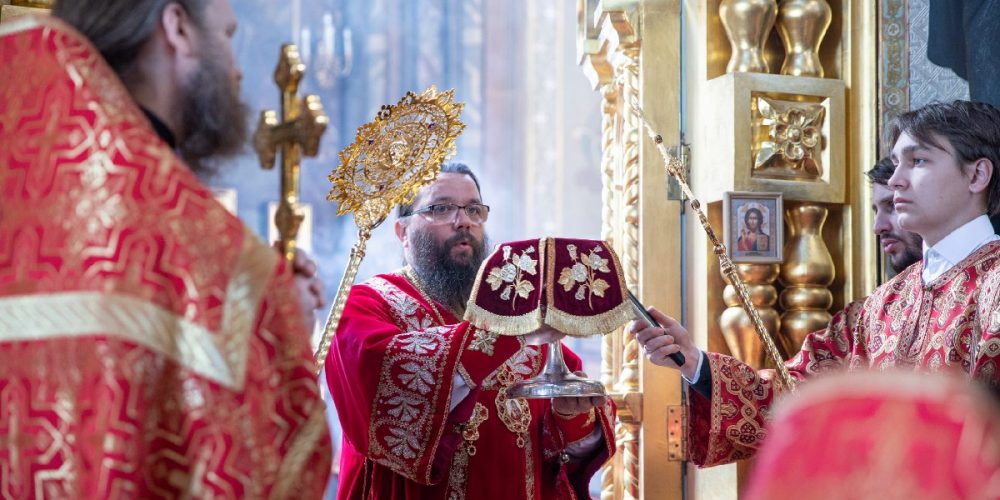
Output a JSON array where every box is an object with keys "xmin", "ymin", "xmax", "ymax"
[{"xmin": 253, "ymin": 44, "xmax": 329, "ymax": 263}]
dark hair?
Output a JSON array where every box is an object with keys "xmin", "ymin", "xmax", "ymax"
[
  {"xmin": 397, "ymin": 163, "xmax": 482, "ymax": 218},
  {"xmin": 888, "ymin": 100, "xmax": 1000, "ymax": 215},
  {"xmin": 53, "ymin": 0, "xmax": 207, "ymax": 84},
  {"xmin": 744, "ymin": 207, "xmax": 764, "ymax": 229},
  {"xmin": 865, "ymin": 156, "xmax": 896, "ymax": 186}
]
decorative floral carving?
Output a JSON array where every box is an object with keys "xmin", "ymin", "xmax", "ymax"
[
  {"xmin": 753, "ymin": 96, "xmax": 826, "ymax": 180},
  {"xmin": 557, "ymin": 244, "xmax": 611, "ymax": 309},
  {"xmin": 485, "ymin": 245, "xmax": 538, "ymax": 305}
]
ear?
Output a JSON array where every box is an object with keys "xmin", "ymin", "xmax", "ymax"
[
  {"xmin": 969, "ymin": 158, "xmax": 994, "ymax": 194},
  {"xmin": 394, "ymin": 219, "xmax": 408, "ymax": 246},
  {"xmin": 160, "ymin": 3, "xmax": 200, "ymax": 61}
]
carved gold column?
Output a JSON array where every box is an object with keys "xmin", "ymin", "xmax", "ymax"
[
  {"xmin": 579, "ymin": 1, "xmax": 629, "ymax": 497},
  {"xmin": 719, "ymin": 263, "xmax": 781, "ymax": 368},
  {"xmin": 581, "ymin": 1, "xmax": 685, "ymax": 498},
  {"xmin": 779, "ymin": 204, "xmax": 835, "ymax": 352},
  {"xmin": 614, "ymin": 48, "xmax": 642, "ymax": 500},
  {"xmin": 598, "ymin": 82, "xmax": 624, "ymax": 500}
]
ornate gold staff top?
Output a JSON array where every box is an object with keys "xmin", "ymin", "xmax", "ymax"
[
  {"xmin": 629, "ymin": 101, "xmax": 796, "ymax": 391},
  {"xmin": 314, "ymin": 86, "xmax": 465, "ymax": 372},
  {"xmin": 253, "ymin": 44, "xmax": 329, "ymax": 263}
]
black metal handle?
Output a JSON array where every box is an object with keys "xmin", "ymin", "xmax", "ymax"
[{"xmin": 626, "ymin": 290, "xmax": 686, "ymax": 367}]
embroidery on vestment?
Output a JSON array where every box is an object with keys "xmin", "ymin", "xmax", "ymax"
[
  {"xmin": 484, "ymin": 245, "xmax": 539, "ymax": 305},
  {"xmin": 482, "ymin": 344, "xmax": 539, "ymax": 390},
  {"xmin": 364, "ymin": 277, "xmax": 457, "ymax": 480},
  {"xmin": 446, "ymin": 402, "xmax": 489, "ymax": 500},
  {"xmin": 468, "ymin": 329, "xmax": 499, "ymax": 355},
  {"xmin": 366, "ymin": 276, "xmax": 437, "ymax": 330},
  {"xmin": 556, "ymin": 243, "xmax": 612, "ymax": 308},
  {"xmin": 489, "ymin": 356, "xmax": 537, "ymax": 498}
]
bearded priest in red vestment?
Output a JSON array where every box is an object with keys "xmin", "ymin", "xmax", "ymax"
[
  {"xmin": 325, "ymin": 163, "xmax": 615, "ymax": 499},
  {"xmin": 632, "ymin": 100, "xmax": 1000, "ymax": 467},
  {"xmin": 0, "ymin": 3, "xmax": 331, "ymax": 497}
]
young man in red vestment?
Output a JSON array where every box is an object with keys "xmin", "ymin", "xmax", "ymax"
[
  {"xmin": 325, "ymin": 163, "xmax": 616, "ymax": 499},
  {"xmin": 0, "ymin": 0, "xmax": 331, "ymax": 497},
  {"xmin": 632, "ymin": 98, "xmax": 1000, "ymax": 467}
]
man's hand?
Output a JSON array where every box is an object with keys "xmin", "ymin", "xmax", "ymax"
[
  {"xmin": 629, "ymin": 307, "xmax": 700, "ymax": 380},
  {"xmin": 281, "ymin": 246, "xmax": 325, "ymax": 323},
  {"xmin": 552, "ymin": 373, "xmax": 606, "ymax": 418},
  {"xmin": 523, "ymin": 324, "xmax": 566, "ymax": 346}
]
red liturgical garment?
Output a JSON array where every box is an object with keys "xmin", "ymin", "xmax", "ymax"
[
  {"xmin": 0, "ymin": 17, "xmax": 331, "ymax": 498},
  {"xmin": 325, "ymin": 272, "xmax": 615, "ymax": 499},
  {"xmin": 689, "ymin": 241, "xmax": 1000, "ymax": 466}
]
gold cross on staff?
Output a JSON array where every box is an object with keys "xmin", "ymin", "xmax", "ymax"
[{"xmin": 253, "ymin": 44, "xmax": 329, "ymax": 263}]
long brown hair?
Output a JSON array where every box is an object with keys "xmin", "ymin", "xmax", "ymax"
[{"xmin": 52, "ymin": 0, "xmax": 207, "ymax": 85}]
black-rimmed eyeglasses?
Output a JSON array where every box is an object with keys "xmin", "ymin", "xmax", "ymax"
[{"xmin": 408, "ymin": 203, "xmax": 490, "ymax": 224}]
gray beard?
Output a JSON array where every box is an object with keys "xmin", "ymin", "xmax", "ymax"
[{"xmin": 409, "ymin": 229, "xmax": 488, "ymax": 314}]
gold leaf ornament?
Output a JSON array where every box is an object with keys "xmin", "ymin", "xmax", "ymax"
[{"xmin": 590, "ymin": 278, "xmax": 610, "ymax": 297}]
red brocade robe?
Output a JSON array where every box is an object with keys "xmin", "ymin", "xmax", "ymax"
[
  {"xmin": 325, "ymin": 272, "xmax": 616, "ymax": 499},
  {"xmin": 0, "ymin": 17, "xmax": 331, "ymax": 497},
  {"xmin": 690, "ymin": 241, "xmax": 1000, "ymax": 467}
]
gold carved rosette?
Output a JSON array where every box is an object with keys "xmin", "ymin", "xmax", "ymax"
[{"xmin": 580, "ymin": 0, "xmax": 875, "ymax": 497}]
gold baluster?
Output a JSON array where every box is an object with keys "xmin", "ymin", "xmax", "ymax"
[
  {"xmin": 720, "ymin": 263, "xmax": 782, "ymax": 368},
  {"xmin": 719, "ymin": 0, "xmax": 778, "ymax": 73},
  {"xmin": 779, "ymin": 204, "xmax": 835, "ymax": 352},
  {"xmin": 775, "ymin": 0, "xmax": 832, "ymax": 77}
]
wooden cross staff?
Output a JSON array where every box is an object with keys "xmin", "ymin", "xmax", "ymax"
[{"xmin": 253, "ymin": 44, "xmax": 329, "ymax": 262}]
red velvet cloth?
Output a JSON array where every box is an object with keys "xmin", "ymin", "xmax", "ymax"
[
  {"xmin": 0, "ymin": 17, "xmax": 331, "ymax": 498},
  {"xmin": 325, "ymin": 272, "xmax": 616, "ymax": 499},
  {"xmin": 745, "ymin": 371, "xmax": 1000, "ymax": 499},
  {"xmin": 466, "ymin": 238, "xmax": 632, "ymax": 337},
  {"xmin": 688, "ymin": 242, "xmax": 1000, "ymax": 467}
]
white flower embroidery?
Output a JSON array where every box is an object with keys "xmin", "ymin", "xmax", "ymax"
[
  {"xmin": 397, "ymin": 334, "xmax": 440, "ymax": 355},
  {"xmin": 386, "ymin": 394, "xmax": 424, "ymax": 422},
  {"xmin": 513, "ymin": 346, "xmax": 541, "ymax": 377},
  {"xmin": 558, "ymin": 245, "xmax": 613, "ymax": 309},
  {"xmin": 367, "ymin": 277, "xmax": 438, "ymax": 330},
  {"xmin": 499, "ymin": 262, "xmax": 517, "ymax": 282},
  {"xmin": 485, "ymin": 245, "xmax": 537, "ymax": 306},
  {"xmin": 385, "ymin": 427, "xmax": 420, "ymax": 459},
  {"xmin": 398, "ymin": 362, "xmax": 435, "ymax": 394},
  {"xmin": 468, "ymin": 329, "xmax": 499, "ymax": 355}
]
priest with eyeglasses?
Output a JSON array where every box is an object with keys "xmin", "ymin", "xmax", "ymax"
[{"xmin": 324, "ymin": 162, "xmax": 616, "ymax": 499}]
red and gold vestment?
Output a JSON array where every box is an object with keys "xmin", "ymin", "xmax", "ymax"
[
  {"xmin": 325, "ymin": 272, "xmax": 615, "ymax": 500},
  {"xmin": 0, "ymin": 17, "xmax": 331, "ymax": 498},
  {"xmin": 745, "ymin": 372, "xmax": 1000, "ymax": 499},
  {"xmin": 690, "ymin": 241, "xmax": 1000, "ymax": 467}
]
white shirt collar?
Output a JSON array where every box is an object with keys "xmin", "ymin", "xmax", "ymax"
[{"xmin": 921, "ymin": 214, "xmax": 999, "ymax": 284}]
